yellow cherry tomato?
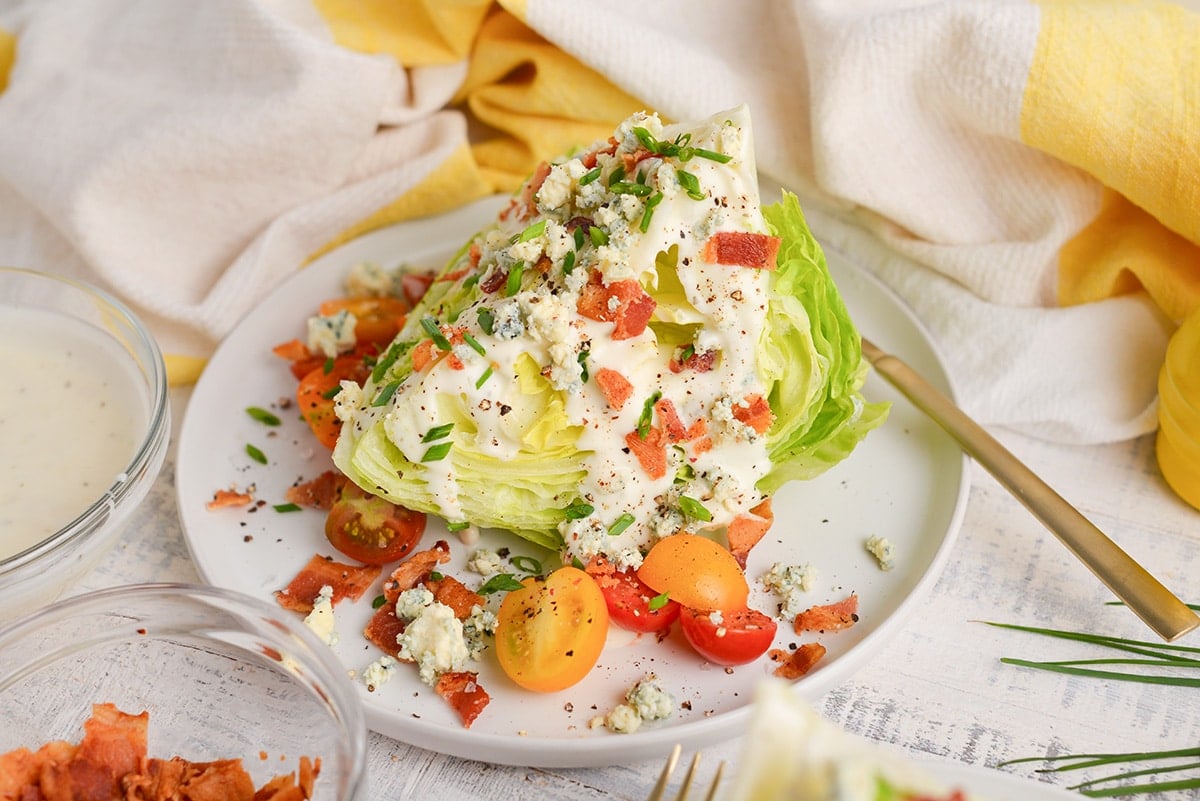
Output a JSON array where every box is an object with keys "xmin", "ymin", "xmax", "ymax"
[
  {"xmin": 637, "ymin": 533, "xmax": 749, "ymax": 612},
  {"xmin": 494, "ymin": 566, "xmax": 609, "ymax": 693}
]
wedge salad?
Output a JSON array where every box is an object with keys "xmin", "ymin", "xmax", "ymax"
[
  {"xmin": 331, "ymin": 105, "xmax": 887, "ymax": 571},
  {"xmin": 249, "ymin": 105, "xmax": 891, "ymax": 725}
]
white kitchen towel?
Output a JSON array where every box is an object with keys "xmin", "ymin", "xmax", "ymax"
[{"xmin": 1, "ymin": 0, "xmax": 1196, "ymax": 450}]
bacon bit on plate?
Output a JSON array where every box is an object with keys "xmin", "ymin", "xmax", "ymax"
[
  {"xmin": 732, "ymin": 393, "xmax": 774, "ymax": 434},
  {"xmin": 381, "ymin": 540, "xmax": 452, "ymax": 603},
  {"xmin": 702, "ymin": 231, "xmax": 781, "ymax": 270},
  {"xmin": 769, "ymin": 641, "xmax": 827, "ymax": 680},
  {"xmin": 793, "ymin": 593, "xmax": 860, "ymax": 634},
  {"xmin": 576, "ymin": 270, "xmax": 656, "ymax": 340},
  {"xmin": 206, "ymin": 485, "xmax": 255, "ymax": 510},
  {"xmin": 426, "ymin": 574, "xmax": 486, "ymax": 620},
  {"xmin": 285, "ymin": 470, "xmax": 348, "ymax": 511},
  {"xmin": 363, "ymin": 600, "xmax": 406, "ymax": 659},
  {"xmin": 274, "ymin": 555, "xmax": 382, "ymax": 614},
  {"xmin": 594, "ymin": 367, "xmax": 634, "ymax": 410},
  {"xmin": 625, "ymin": 427, "xmax": 668, "ymax": 480},
  {"xmin": 726, "ymin": 498, "xmax": 774, "ymax": 568},
  {"xmin": 435, "ymin": 671, "xmax": 491, "ymax": 729},
  {"xmin": 0, "ymin": 704, "xmax": 320, "ymax": 801}
]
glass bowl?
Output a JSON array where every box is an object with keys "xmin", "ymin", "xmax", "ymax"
[
  {"xmin": 0, "ymin": 583, "xmax": 367, "ymax": 800},
  {"xmin": 0, "ymin": 267, "xmax": 170, "ymax": 621}
]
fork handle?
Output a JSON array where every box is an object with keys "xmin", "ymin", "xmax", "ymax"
[{"xmin": 861, "ymin": 337, "xmax": 1199, "ymax": 642}]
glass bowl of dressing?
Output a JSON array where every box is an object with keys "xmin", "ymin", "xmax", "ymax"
[
  {"xmin": 0, "ymin": 583, "xmax": 367, "ymax": 800},
  {"xmin": 0, "ymin": 267, "xmax": 170, "ymax": 621}
]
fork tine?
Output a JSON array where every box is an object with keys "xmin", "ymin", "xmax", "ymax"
[
  {"xmin": 701, "ymin": 761, "xmax": 725, "ymax": 801},
  {"xmin": 675, "ymin": 751, "xmax": 705, "ymax": 801},
  {"xmin": 645, "ymin": 744, "xmax": 682, "ymax": 801}
]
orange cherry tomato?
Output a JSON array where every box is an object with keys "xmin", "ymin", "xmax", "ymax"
[
  {"xmin": 324, "ymin": 482, "xmax": 426, "ymax": 565},
  {"xmin": 636, "ymin": 533, "xmax": 749, "ymax": 612},
  {"xmin": 318, "ymin": 297, "xmax": 408, "ymax": 349},
  {"xmin": 296, "ymin": 355, "xmax": 371, "ymax": 449},
  {"xmin": 494, "ymin": 566, "xmax": 609, "ymax": 693}
]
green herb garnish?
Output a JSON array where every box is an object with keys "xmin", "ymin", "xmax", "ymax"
[
  {"xmin": 579, "ymin": 166, "xmax": 602, "ymax": 186},
  {"xmin": 272, "ymin": 503, "xmax": 301, "ymax": 513},
  {"xmin": 678, "ymin": 495, "xmax": 713, "ymax": 522},
  {"xmin": 477, "ymin": 308, "xmax": 496, "ymax": 335},
  {"xmin": 609, "ymin": 181, "xmax": 653, "ymax": 197},
  {"xmin": 420, "ymin": 317, "xmax": 452, "ymax": 350},
  {"xmin": 518, "ymin": 219, "xmax": 547, "ymax": 242},
  {"xmin": 510, "ymin": 555, "xmax": 543, "ymax": 575},
  {"xmin": 648, "ymin": 592, "xmax": 671, "ymax": 611},
  {"xmin": 463, "ymin": 333, "xmax": 486, "ymax": 356},
  {"xmin": 246, "ymin": 407, "xmax": 281, "ymax": 426},
  {"xmin": 505, "ymin": 261, "xmax": 525, "ymax": 297},
  {"xmin": 321, "ymin": 384, "xmax": 342, "ymax": 400},
  {"xmin": 475, "ymin": 366, "xmax": 494, "ymax": 389},
  {"xmin": 637, "ymin": 390, "xmax": 662, "ymax": 439},
  {"xmin": 564, "ymin": 501, "xmax": 594, "ymax": 520},
  {"xmin": 421, "ymin": 441, "xmax": 453, "ymax": 462},
  {"xmin": 676, "ymin": 168, "xmax": 705, "ymax": 200},
  {"xmin": 371, "ymin": 380, "xmax": 401, "ymax": 407},
  {"xmin": 640, "ymin": 191, "xmax": 664, "ymax": 232},
  {"xmin": 608, "ymin": 513, "xmax": 635, "ymax": 537},
  {"xmin": 479, "ymin": 573, "xmax": 526, "ymax": 595},
  {"xmin": 589, "ymin": 226, "xmax": 609, "ymax": 246},
  {"xmin": 422, "ymin": 422, "xmax": 454, "ymax": 442},
  {"xmin": 246, "ymin": 444, "xmax": 267, "ymax": 464}
]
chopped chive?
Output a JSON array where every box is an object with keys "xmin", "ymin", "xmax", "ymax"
[
  {"xmin": 562, "ymin": 250, "xmax": 576, "ymax": 275},
  {"xmin": 519, "ymin": 220, "xmax": 547, "ymax": 242},
  {"xmin": 372, "ymin": 594, "xmax": 387, "ymax": 609},
  {"xmin": 637, "ymin": 390, "xmax": 662, "ymax": 439},
  {"xmin": 246, "ymin": 444, "xmax": 267, "ymax": 464},
  {"xmin": 577, "ymin": 350, "xmax": 590, "ymax": 383},
  {"xmin": 648, "ymin": 592, "xmax": 671, "ymax": 611},
  {"xmin": 635, "ymin": 169, "xmax": 648, "ymax": 185},
  {"xmin": 428, "ymin": 571, "xmax": 444, "ymax": 581},
  {"xmin": 607, "ymin": 164, "xmax": 626, "ymax": 186},
  {"xmin": 609, "ymin": 181, "xmax": 653, "ymax": 197},
  {"xmin": 510, "ymin": 555, "xmax": 543, "ymax": 575},
  {"xmin": 477, "ymin": 308, "xmax": 495, "ymax": 335},
  {"xmin": 371, "ymin": 380, "xmax": 401, "ymax": 407},
  {"xmin": 693, "ymin": 147, "xmax": 732, "ymax": 163},
  {"xmin": 571, "ymin": 556, "xmax": 586, "ymax": 570},
  {"xmin": 446, "ymin": 521, "xmax": 470, "ymax": 532},
  {"xmin": 273, "ymin": 502, "xmax": 301, "ymax": 513},
  {"xmin": 422, "ymin": 422, "xmax": 454, "ymax": 442},
  {"xmin": 463, "ymin": 333, "xmax": 486, "ymax": 356},
  {"xmin": 573, "ymin": 226, "xmax": 586, "ymax": 250},
  {"xmin": 608, "ymin": 513, "xmax": 636, "ymax": 537},
  {"xmin": 462, "ymin": 271, "xmax": 481, "ymax": 289},
  {"xmin": 475, "ymin": 366, "xmax": 494, "ymax": 389},
  {"xmin": 322, "ymin": 357, "xmax": 334, "ymax": 375},
  {"xmin": 589, "ymin": 227, "xmax": 609, "ymax": 246},
  {"xmin": 420, "ymin": 317, "xmax": 452, "ymax": 350},
  {"xmin": 421, "ymin": 441, "xmax": 453, "ymax": 462},
  {"xmin": 505, "ymin": 261, "xmax": 525, "ymax": 297},
  {"xmin": 579, "ymin": 166, "xmax": 602, "ymax": 186},
  {"xmin": 676, "ymin": 169, "xmax": 705, "ymax": 200},
  {"xmin": 321, "ymin": 384, "xmax": 342, "ymax": 400},
  {"xmin": 678, "ymin": 495, "xmax": 713, "ymax": 522},
  {"xmin": 564, "ymin": 501, "xmax": 594, "ymax": 520},
  {"xmin": 640, "ymin": 191, "xmax": 664, "ymax": 232},
  {"xmin": 632, "ymin": 127, "xmax": 658, "ymax": 152},
  {"xmin": 246, "ymin": 407, "xmax": 281, "ymax": 426},
  {"xmin": 479, "ymin": 573, "xmax": 526, "ymax": 595},
  {"xmin": 370, "ymin": 342, "xmax": 403, "ymax": 382}
]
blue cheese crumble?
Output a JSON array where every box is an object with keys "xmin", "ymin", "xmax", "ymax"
[
  {"xmin": 865, "ymin": 535, "xmax": 896, "ymax": 571},
  {"xmin": 762, "ymin": 562, "xmax": 818, "ymax": 619},
  {"xmin": 590, "ymin": 674, "xmax": 675, "ymax": 734}
]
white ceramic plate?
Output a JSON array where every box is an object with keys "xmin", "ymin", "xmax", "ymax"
[
  {"xmin": 921, "ymin": 759, "xmax": 1081, "ymax": 800},
  {"xmin": 177, "ymin": 195, "xmax": 968, "ymax": 768}
]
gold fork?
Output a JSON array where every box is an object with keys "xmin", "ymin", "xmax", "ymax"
[{"xmin": 645, "ymin": 744, "xmax": 725, "ymax": 801}]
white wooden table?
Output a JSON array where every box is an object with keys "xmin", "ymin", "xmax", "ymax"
[{"xmin": 72, "ymin": 382, "xmax": 1200, "ymax": 800}]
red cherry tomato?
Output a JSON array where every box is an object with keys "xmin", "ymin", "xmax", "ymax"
[
  {"xmin": 585, "ymin": 558, "xmax": 680, "ymax": 634},
  {"xmin": 678, "ymin": 606, "xmax": 777, "ymax": 666},
  {"xmin": 324, "ymin": 482, "xmax": 426, "ymax": 565}
]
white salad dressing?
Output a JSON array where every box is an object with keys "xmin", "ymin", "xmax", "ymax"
[
  {"xmin": 0, "ymin": 307, "xmax": 145, "ymax": 557},
  {"xmin": 335, "ymin": 106, "xmax": 781, "ymax": 569}
]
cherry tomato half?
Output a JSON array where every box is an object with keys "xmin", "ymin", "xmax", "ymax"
[
  {"xmin": 678, "ymin": 606, "xmax": 777, "ymax": 666},
  {"xmin": 296, "ymin": 355, "xmax": 371, "ymax": 449},
  {"xmin": 325, "ymin": 482, "xmax": 426, "ymax": 565},
  {"xmin": 494, "ymin": 566, "xmax": 609, "ymax": 693},
  {"xmin": 637, "ymin": 533, "xmax": 749, "ymax": 612},
  {"xmin": 319, "ymin": 297, "xmax": 408, "ymax": 349},
  {"xmin": 585, "ymin": 558, "xmax": 679, "ymax": 634}
]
